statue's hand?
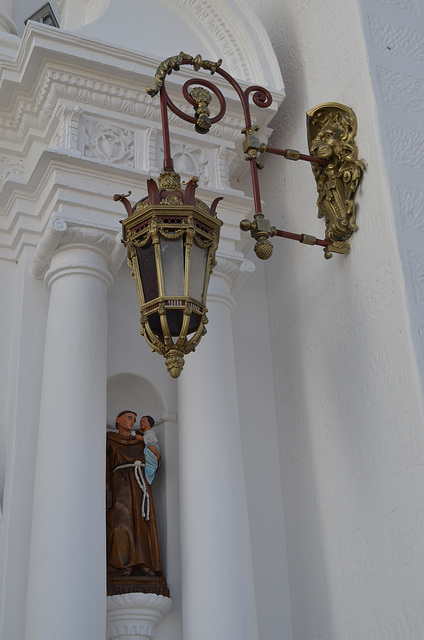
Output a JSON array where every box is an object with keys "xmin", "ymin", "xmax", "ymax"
[{"xmin": 135, "ymin": 433, "xmax": 144, "ymax": 442}]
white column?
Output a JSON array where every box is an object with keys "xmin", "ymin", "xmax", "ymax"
[
  {"xmin": 25, "ymin": 219, "xmax": 123, "ymax": 640},
  {"xmin": 178, "ymin": 256, "xmax": 259, "ymax": 640},
  {"xmin": 0, "ymin": 0, "xmax": 19, "ymax": 60},
  {"xmin": 0, "ymin": 0, "xmax": 17, "ymax": 34}
]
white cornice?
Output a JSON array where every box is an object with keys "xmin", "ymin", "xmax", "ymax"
[{"xmin": 0, "ymin": 23, "xmax": 282, "ymax": 262}]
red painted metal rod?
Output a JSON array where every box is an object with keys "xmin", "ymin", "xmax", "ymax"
[
  {"xmin": 265, "ymin": 146, "xmax": 329, "ymax": 166},
  {"xmin": 160, "ymin": 86, "xmax": 174, "ymax": 171},
  {"xmin": 275, "ymin": 228, "xmax": 331, "ymax": 247}
]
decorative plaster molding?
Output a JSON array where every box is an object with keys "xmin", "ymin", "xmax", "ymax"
[
  {"xmin": 107, "ymin": 593, "xmax": 172, "ymax": 640},
  {"xmin": 162, "ymin": 0, "xmax": 284, "ymax": 89},
  {"xmin": 0, "ymin": 23, "xmax": 281, "ymax": 265},
  {"xmin": 84, "ymin": 118, "xmax": 135, "ymax": 167},
  {"xmin": 173, "ymin": 143, "xmax": 209, "ymax": 184},
  {"xmin": 0, "ymin": 155, "xmax": 24, "ymax": 186},
  {"xmin": 54, "ymin": 103, "xmax": 84, "ymax": 153},
  {"xmin": 32, "ymin": 216, "xmax": 125, "ymax": 284},
  {"xmin": 207, "ymin": 254, "xmax": 255, "ymax": 311}
]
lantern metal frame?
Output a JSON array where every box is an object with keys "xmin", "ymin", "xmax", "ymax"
[{"xmin": 118, "ymin": 173, "xmax": 222, "ymax": 378}]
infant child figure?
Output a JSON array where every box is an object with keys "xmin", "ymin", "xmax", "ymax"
[{"xmin": 136, "ymin": 415, "xmax": 160, "ymax": 484}]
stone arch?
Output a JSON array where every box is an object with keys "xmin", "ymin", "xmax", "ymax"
[
  {"xmin": 107, "ymin": 373, "xmax": 165, "ymax": 428},
  {"xmin": 58, "ymin": 0, "xmax": 283, "ymax": 90}
]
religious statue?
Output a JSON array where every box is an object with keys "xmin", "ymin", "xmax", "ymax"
[{"xmin": 106, "ymin": 410, "xmax": 169, "ymax": 596}]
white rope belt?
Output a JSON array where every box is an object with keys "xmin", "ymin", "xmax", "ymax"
[{"xmin": 113, "ymin": 460, "xmax": 150, "ymax": 521}]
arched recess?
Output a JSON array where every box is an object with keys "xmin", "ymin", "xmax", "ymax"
[
  {"xmin": 57, "ymin": 0, "xmax": 284, "ymax": 90},
  {"xmin": 107, "ymin": 373, "xmax": 165, "ymax": 427}
]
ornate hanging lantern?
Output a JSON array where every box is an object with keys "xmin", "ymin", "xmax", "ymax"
[{"xmin": 117, "ymin": 171, "xmax": 222, "ymax": 378}]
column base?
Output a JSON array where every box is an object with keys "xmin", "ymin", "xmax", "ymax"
[{"xmin": 107, "ymin": 593, "xmax": 172, "ymax": 640}]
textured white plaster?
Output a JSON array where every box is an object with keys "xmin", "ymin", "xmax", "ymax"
[
  {"xmin": 385, "ymin": 499, "xmax": 424, "ymax": 576},
  {"xmin": 352, "ymin": 409, "xmax": 422, "ymax": 496},
  {"xmin": 375, "ymin": 0, "xmax": 420, "ymax": 12},
  {"xmin": 369, "ymin": 598, "xmax": 424, "ymax": 640},
  {"xmin": 398, "ymin": 184, "xmax": 424, "ymax": 232},
  {"xmin": 376, "ymin": 66, "xmax": 424, "ymax": 116},
  {"xmin": 386, "ymin": 123, "xmax": 424, "ymax": 169},
  {"xmin": 407, "ymin": 250, "xmax": 424, "ymax": 303},
  {"xmin": 290, "ymin": 546, "xmax": 330, "ymax": 621},
  {"xmin": 369, "ymin": 14, "xmax": 424, "ymax": 63},
  {"xmin": 363, "ymin": 332, "xmax": 409, "ymax": 406},
  {"xmin": 335, "ymin": 529, "xmax": 373, "ymax": 596},
  {"xmin": 246, "ymin": 1, "xmax": 424, "ymax": 639}
]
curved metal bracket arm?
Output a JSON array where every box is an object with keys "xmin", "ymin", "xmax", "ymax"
[{"xmin": 145, "ymin": 55, "xmax": 364, "ymax": 261}]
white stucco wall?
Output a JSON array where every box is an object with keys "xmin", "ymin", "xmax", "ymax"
[
  {"xmin": 245, "ymin": 0, "xmax": 424, "ymax": 637},
  {"xmin": 358, "ymin": 0, "xmax": 424, "ymax": 393},
  {"xmin": 2, "ymin": 1, "xmax": 424, "ymax": 639},
  {"xmin": 0, "ymin": 2, "xmax": 288, "ymax": 639}
]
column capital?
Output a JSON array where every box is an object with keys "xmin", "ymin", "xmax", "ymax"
[
  {"xmin": 208, "ymin": 254, "xmax": 255, "ymax": 312},
  {"xmin": 32, "ymin": 216, "xmax": 126, "ymax": 290},
  {"xmin": 0, "ymin": 13, "xmax": 18, "ymax": 36}
]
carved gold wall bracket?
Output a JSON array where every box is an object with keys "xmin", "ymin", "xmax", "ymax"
[{"xmin": 306, "ymin": 103, "xmax": 364, "ymax": 259}]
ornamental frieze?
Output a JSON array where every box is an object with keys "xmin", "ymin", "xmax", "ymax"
[{"xmin": 84, "ymin": 118, "xmax": 135, "ymax": 167}]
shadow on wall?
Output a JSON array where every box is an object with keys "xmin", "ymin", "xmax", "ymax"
[{"xmin": 107, "ymin": 373, "xmax": 165, "ymax": 427}]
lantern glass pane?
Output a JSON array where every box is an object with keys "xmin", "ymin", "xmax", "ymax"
[
  {"xmin": 161, "ymin": 237, "xmax": 184, "ymax": 296},
  {"xmin": 137, "ymin": 244, "xmax": 159, "ymax": 302},
  {"xmin": 189, "ymin": 242, "xmax": 207, "ymax": 303}
]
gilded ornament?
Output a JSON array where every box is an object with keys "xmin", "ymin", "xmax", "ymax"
[
  {"xmin": 146, "ymin": 52, "xmax": 193, "ymax": 97},
  {"xmin": 307, "ymin": 103, "xmax": 364, "ymax": 259},
  {"xmin": 192, "ymin": 54, "xmax": 222, "ymax": 75},
  {"xmin": 158, "ymin": 171, "xmax": 183, "ymax": 191},
  {"xmin": 146, "ymin": 53, "xmax": 222, "ymax": 98},
  {"xmin": 190, "ymin": 87, "xmax": 212, "ymax": 134}
]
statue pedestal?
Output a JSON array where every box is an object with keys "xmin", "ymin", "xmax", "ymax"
[
  {"xmin": 107, "ymin": 574, "xmax": 169, "ymax": 598},
  {"xmin": 107, "ymin": 593, "xmax": 172, "ymax": 640}
]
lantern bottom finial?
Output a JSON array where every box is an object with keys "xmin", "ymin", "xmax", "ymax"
[{"xmin": 165, "ymin": 348, "xmax": 185, "ymax": 379}]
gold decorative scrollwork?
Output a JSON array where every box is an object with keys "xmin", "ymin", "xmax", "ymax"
[
  {"xmin": 194, "ymin": 200, "xmax": 210, "ymax": 215},
  {"xmin": 159, "ymin": 228, "xmax": 185, "ymax": 240},
  {"xmin": 146, "ymin": 52, "xmax": 193, "ymax": 97},
  {"xmin": 307, "ymin": 103, "xmax": 364, "ymax": 259},
  {"xmin": 132, "ymin": 234, "xmax": 152, "ymax": 248},
  {"xmin": 190, "ymin": 86, "xmax": 212, "ymax": 134},
  {"xmin": 158, "ymin": 171, "xmax": 182, "ymax": 191},
  {"xmin": 160, "ymin": 195, "xmax": 182, "ymax": 206},
  {"xmin": 194, "ymin": 235, "xmax": 213, "ymax": 249},
  {"xmin": 146, "ymin": 53, "xmax": 222, "ymax": 98},
  {"xmin": 192, "ymin": 54, "xmax": 222, "ymax": 75}
]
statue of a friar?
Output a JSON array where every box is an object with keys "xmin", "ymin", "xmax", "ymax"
[{"xmin": 106, "ymin": 410, "xmax": 169, "ymax": 596}]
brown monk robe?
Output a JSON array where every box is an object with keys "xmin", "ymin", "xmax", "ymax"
[{"xmin": 106, "ymin": 411, "xmax": 168, "ymax": 596}]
